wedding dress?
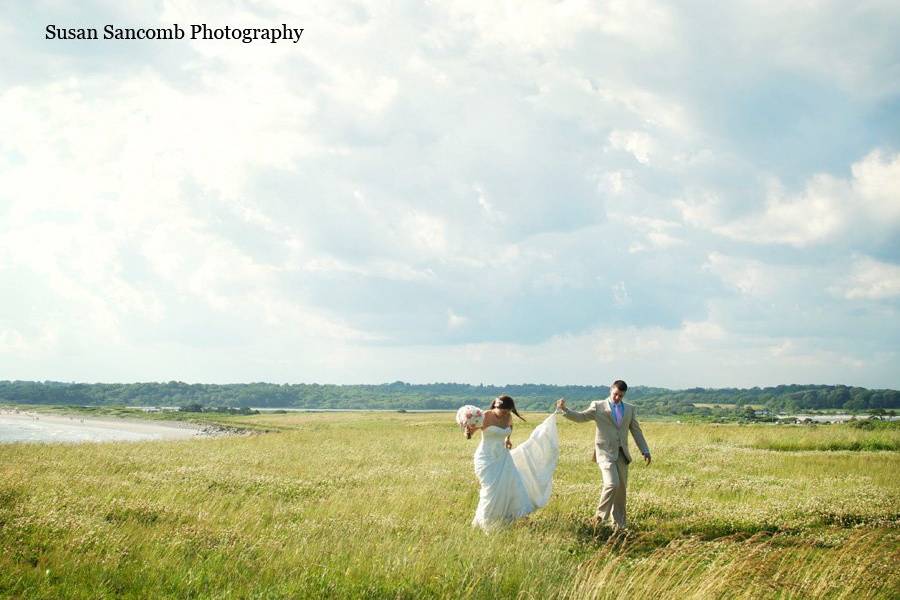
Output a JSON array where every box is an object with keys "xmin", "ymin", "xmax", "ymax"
[{"xmin": 472, "ymin": 413, "xmax": 559, "ymax": 530}]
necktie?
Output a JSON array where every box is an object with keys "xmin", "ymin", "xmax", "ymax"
[{"xmin": 613, "ymin": 402, "xmax": 621, "ymax": 426}]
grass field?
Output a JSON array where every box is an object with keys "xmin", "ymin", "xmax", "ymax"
[{"xmin": 2, "ymin": 410, "xmax": 898, "ymax": 598}]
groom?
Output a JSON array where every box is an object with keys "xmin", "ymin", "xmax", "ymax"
[{"xmin": 556, "ymin": 380, "xmax": 650, "ymax": 529}]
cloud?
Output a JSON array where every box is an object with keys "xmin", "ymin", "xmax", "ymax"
[
  {"xmin": 614, "ymin": 215, "xmax": 684, "ymax": 253},
  {"xmin": 608, "ymin": 130, "xmax": 655, "ymax": 165},
  {"xmin": 842, "ymin": 256, "xmax": 900, "ymax": 300},
  {"xmin": 441, "ymin": 0, "xmax": 674, "ymax": 53},
  {"xmin": 677, "ymin": 150, "xmax": 900, "ymax": 249},
  {"xmin": 611, "ymin": 281, "xmax": 630, "ymax": 306},
  {"xmin": 0, "ymin": 0, "xmax": 898, "ymax": 387},
  {"xmin": 852, "ymin": 149, "xmax": 900, "ymax": 224},
  {"xmin": 704, "ymin": 253, "xmax": 778, "ymax": 298},
  {"xmin": 447, "ymin": 309, "xmax": 468, "ymax": 330}
]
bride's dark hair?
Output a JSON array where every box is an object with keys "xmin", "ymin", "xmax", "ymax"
[{"xmin": 491, "ymin": 395, "xmax": 526, "ymax": 421}]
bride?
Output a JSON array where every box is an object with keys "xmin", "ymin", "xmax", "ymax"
[{"xmin": 465, "ymin": 395, "xmax": 559, "ymax": 530}]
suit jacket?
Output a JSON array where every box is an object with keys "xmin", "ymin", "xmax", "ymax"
[{"xmin": 562, "ymin": 400, "xmax": 650, "ymax": 464}]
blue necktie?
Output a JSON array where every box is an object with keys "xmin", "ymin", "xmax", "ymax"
[{"xmin": 613, "ymin": 402, "xmax": 622, "ymax": 426}]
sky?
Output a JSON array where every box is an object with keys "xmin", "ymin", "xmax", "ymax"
[{"xmin": 0, "ymin": 1, "xmax": 898, "ymax": 388}]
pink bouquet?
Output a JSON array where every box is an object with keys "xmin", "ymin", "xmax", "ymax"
[{"xmin": 456, "ymin": 405, "xmax": 484, "ymax": 430}]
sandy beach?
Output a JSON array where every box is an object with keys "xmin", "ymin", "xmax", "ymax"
[{"xmin": 0, "ymin": 409, "xmax": 217, "ymax": 443}]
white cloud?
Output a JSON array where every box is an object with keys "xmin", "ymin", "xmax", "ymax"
[
  {"xmin": 851, "ymin": 149, "xmax": 900, "ymax": 224},
  {"xmin": 401, "ymin": 211, "xmax": 449, "ymax": 255},
  {"xmin": 0, "ymin": 72, "xmax": 370, "ymax": 351},
  {"xmin": 704, "ymin": 253, "xmax": 778, "ymax": 297},
  {"xmin": 0, "ymin": 326, "xmax": 59, "ymax": 358},
  {"xmin": 677, "ymin": 177, "xmax": 846, "ymax": 247},
  {"xmin": 447, "ymin": 309, "xmax": 468, "ymax": 330},
  {"xmin": 444, "ymin": 0, "xmax": 676, "ymax": 56},
  {"xmin": 474, "ymin": 184, "xmax": 506, "ymax": 223},
  {"xmin": 724, "ymin": 1, "xmax": 900, "ymax": 100},
  {"xmin": 602, "ymin": 170, "xmax": 631, "ymax": 195},
  {"xmin": 613, "ymin": 215, "xmax": 684, "ymax": 253},
  {"xmin": 611, "ymin": 281, "xmax": 630, "ymax": 306},
  {"xmin": 608, "ymin": 130, "xmax": 655, "ymax": 165},
  {"xmin": 678, "ymin": 319, "xmax": 725, "ymax": 346},
  {"xmin": 444, "ymin": 0, "xmax": 602, "ymax": 52},
  {"xmin": 768, "ymin": 339, "xmax": 866, "ymax": 370},
  {"xmin": 678, "ymin": 150, "xmax": 900, "ymax": 248},
  {"xmin": 0, "ymin": 0, "xmax": 898, "ymax": 387},
  {"xmin": 842, "ymin": 256, "xmax": 900, "ymax": 300},
  {"xmin": 594, "ymin": 327, "xmax": 664, "ymax": 364}
]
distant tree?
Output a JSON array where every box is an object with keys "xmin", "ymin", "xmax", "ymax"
[
  {"xmin": 829, "ymin": 386, "xmax": 850, "ymax": 408},
  {"xmin": 1, "ymin": 381, "xmax": 897, "ymax": 414},
  {"xmin": 845, "ymin": 396, "xmax": 867, "ymax": 411}
]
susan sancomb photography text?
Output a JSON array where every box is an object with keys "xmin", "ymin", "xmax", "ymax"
[{"xmin": 45, "ymin": 23, "xmax": 304, "ymax": 44}]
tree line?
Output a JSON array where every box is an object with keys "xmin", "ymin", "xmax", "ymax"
[{"xmin": 0, "ymin": 380, "xmax": 896, "ymax": 413}]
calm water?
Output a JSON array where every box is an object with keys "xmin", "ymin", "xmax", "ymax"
[
  {"xmin": 778, "ymin": 414, "xmax": 900, "ymax": 423},
  {"xmin": 248, "ymin": 407, "xmax": 449, "ymax": 413},
  {"xmin": 0, "ymin": 415, "xmax": 200, "ymax": 443}
]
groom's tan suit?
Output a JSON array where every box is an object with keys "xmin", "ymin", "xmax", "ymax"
[{"xmin": 562, "ymin": 399, "xmax": 650, "ymax": 527}]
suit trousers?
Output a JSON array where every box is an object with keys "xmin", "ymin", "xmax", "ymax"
[{"xmin": 596, "ymin": 448, "xmax": 629, "ymax": 527}]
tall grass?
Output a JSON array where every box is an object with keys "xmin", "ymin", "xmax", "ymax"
[
  {"xmin": 1, "ymin": 412, "xmax": 898, "ymax": 598},
  {"xmin": 565, "ymin": 529, "xmax": 899, "ymax": 599},
  {"xmin": 745, "ymin": 421, "xmax": 900, "ymax": 452}
]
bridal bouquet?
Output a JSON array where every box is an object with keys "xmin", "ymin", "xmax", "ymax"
[{"xmin": 455, "ymin": 405, "xmax": 484, "ymax": 430}]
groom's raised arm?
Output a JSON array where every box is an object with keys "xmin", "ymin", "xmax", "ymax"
[{"xmin": 559, "ymin": 399, "xmax": 597, "ymax": 423}]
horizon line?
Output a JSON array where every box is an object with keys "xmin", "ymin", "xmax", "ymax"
[{"xmin": 1, "ymin": 379, "xmax": 897, "ymax": 393}]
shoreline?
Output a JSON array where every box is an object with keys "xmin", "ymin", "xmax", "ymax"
[{"xmin": 0, "ymin": 408, "xmax": 241, "ymax": 443}]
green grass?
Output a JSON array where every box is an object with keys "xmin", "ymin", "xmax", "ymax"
[
  {"xmin": 735, "ymin": 421, "xmax": 900, "ymax": 452},
  {"xmin": 1, "ymin": 412, "xmax": 898, "ymax": 598}
]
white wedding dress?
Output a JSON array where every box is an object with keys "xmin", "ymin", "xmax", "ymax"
[{"xmin": 472, "ymin": 413, "xmax": 559, "ymax": 530}]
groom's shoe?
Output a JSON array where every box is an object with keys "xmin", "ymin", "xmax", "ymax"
[
  {"xmin": 587, "ymin": 516, "xmax": 616, "ymax": 538},
  {"xmin": 611, "ymin": 524, "xmax": 630, "ymax": 537}
]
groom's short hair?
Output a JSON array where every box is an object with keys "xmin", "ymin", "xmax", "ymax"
[{"xmin": 612, "ymin": 380, "xmax": 628, "ymax": 392}]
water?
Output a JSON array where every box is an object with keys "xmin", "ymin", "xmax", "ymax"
[
  {"xmin": 778, "ymin": 414, "xmax": 900, "ymax": 423},
  {"xmin": 0, "ymin": 413, "xmax": 202, "ymax": 443},
  {"xmin": 248, "ymin": 407, "xmax": 449, "ymax": 413}
]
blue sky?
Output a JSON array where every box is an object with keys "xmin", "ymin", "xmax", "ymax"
[{"xmin": 1, "ymin": 1, "xmax": 898, "ymax": 388}]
